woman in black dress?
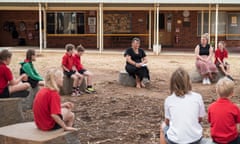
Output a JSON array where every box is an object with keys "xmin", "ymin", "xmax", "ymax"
[{"xmin": 124, "ymin": 37, "xmax": 150, "ymax": 88}]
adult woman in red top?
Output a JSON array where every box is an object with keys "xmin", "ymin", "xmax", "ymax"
[
  {"xmin": 33, "ymin": 68, "xmax": 77, "ymax": 131},
  {"xmin": 0, "ymin": 49, "xmax": 30, "ymax": 98},
  {"xmin": 215, "ymin": 41, "xmax": 233, "ymax": 80},
  {"xmin": 195, "ymin": 33, "xmax": 217, "ymax": 85}
]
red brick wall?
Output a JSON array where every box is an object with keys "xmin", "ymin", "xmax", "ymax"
[
  {"xmin": 172, "ymin": 11, "xmax": 199, "ymax": 49},
  {"xmin": 0, "ymin": 11, "xmax": 39, "ymax": 46},
  {"xmin": 1, "ymin": 10, "xmax": 239, "ymax": 49},
  {"xmin": 48, "ymin": 11, "xmax": 149, "ymax": 49}
]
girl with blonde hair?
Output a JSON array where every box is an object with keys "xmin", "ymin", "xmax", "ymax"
[{"xmin": 33, "ymin": 68, "xmax": 77, "ymax": 131}]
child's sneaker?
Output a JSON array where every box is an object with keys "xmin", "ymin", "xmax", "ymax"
[
  {"xmin": 71, "ymin": 91, "xmax": 81, "ymax": 97},
  {"xmin": 85, "ymin": 87, "xmax": 96, "ymax": 94}
]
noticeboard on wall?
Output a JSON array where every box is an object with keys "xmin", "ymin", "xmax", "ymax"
[
  {"xmin": 104, "ymin": 13, "xmax": 131, "ymax": 34},
  {"xmin": 227, "ymin": 13, "xmax": 240, "ymax": 40}
]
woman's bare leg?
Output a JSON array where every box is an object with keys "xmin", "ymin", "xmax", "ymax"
[{"xmin": 135, "ymin": 75, "xmax": 141, "ymax": 88}]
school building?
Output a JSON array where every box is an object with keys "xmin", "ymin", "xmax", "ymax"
[{"xmin": 0, "ymin": 0, "xmax": 240, "ymax": 52}]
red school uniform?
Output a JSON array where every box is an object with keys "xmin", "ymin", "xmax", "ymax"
[
  {"xmin": 208, "ymin": 98, "xmax": 240, "ymax": 143},
  {"xmin": 33, "ymin": 87, "xmax": 61, "ymax": 131},
  {"xmin": 0, "ymin": 62, "xmax": 13, "ymax": 94},
  {"xmin": 215, "ymin": 48, "xmax": 228, "ymax": 64},
  {"xmin": 62, "ymin": 53, "xmax": 74, "ymax": 71},
  {"xmin": 73, "ymin": 54, "xmax": 83, "ymax": 71}
]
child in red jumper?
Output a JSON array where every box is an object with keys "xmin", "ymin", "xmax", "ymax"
[
  {"xmin": 215, "ymin": 41, "xmax": 233, "ymax": 80},
  {"xmin": 0, "ymin": 49, "xmax": 30, "ymax": 98},
  {"xmin": 74, "ymin": 45, "xmax": 95, "ymax": 93},
  {"xmin": 33, "ymin": 68, "xmax": 77, "ymax": 131},
  {"xmin": 208, "ymin": 77, "xmax": 240, "ymax": 144},
  {"xmin": 62, "ymin": 44, "xmax": 84, "ymax": 96}
]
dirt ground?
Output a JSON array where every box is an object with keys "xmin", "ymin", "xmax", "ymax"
[{"xmin": 9, "ymin": 51, "xmax": 240, "ymax": 144}]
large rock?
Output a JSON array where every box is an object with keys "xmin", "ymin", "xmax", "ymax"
[
  {"xmin": 0, "ymin": 122, "xmax": 80, "ymax": 144},
  {"xmin": 190, "ymin": 69, "xmax": 224, "ymax": 83},
  {"xmin": 0, "ymin": 98, "xmax": 24, "ymax": 127},
  {"xmin": 22, "ymin": 87, "xmax": 40, "ymax": 111},
  {"xmin": 60, "ymin": 75, "xmax": 86, "ymax": 95},
  {"xmin": 118, "ymin": 71, "xmax": 136, "ymax": 87}
]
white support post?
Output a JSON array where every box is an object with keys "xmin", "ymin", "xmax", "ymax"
[
  {"xmin": 201, "ymin": 10, "xmax": 204, "ymax": 35},
  {"xmin": 97, "ymin": 9, "xmax": 99, "ymax": 49},
  {"xmin": 215, "ymin": 4, "xmax": 219, "ymax": 49},
  {"xmin": 208, "ymin": 4, "xmax": 211, "ymax": 44},
  {"xmin": 43, "ymin": 4, "xmax": 47, "ymax": 49},
  {"xmin": 39, "ymin": 3, "xmax": 42, "ymax": 53},
  {"xmin": 156, "ymin": 4, "xmax": 159, "ymax": 55},
  {"xmin": 99, "ymin": 3, "xmax": 103, "ymax": 53},
  {"xmin": 148, "ymin": 10, "xmax": 152, "ymax": 50},
  {"xmin": 153, "ymin": 4, "xmax": 156, "ymax": 46}
]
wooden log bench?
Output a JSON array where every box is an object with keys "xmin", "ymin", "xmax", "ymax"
[
  {"xmin": 0, "ymin": 98, "xmax": 24, "ymax": 127},
  {"xmin": 60, "ymin": 75, "xmax": 86, "ymax": 95},
  {"xmin": 118, "ymin": 70, "xmax": 136, "ymax": 87},
  {"xmin": 0, "ymin": 122, "xmax": 80, "ymax": 144},
  {"xmin": 190, "ymin": 69, "xmax": 224, "ymax": 83}
]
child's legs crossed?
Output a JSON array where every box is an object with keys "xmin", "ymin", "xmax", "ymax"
[
  {"xmin": 61, "ymin": 107, "xmax": 75, "ymax": 127},
  {"xmin": 9, "ymin": 82, "xmax": 30, "ymax": 94}
]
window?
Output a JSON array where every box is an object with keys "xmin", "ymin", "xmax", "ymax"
[
  {"xmin": 197, "ymin": 12, "xmax": 226, "ymax": 36},
  {"xmin": 47, "ymin": 12, "xmax": 85, "ymax": 34},
  {"xmin": 227, "ymin": 13, "xmax": 240, "ymax": 40},
  {"xmin": 159, "ymin": 13, "xmax": 165, "ymax": 29}
]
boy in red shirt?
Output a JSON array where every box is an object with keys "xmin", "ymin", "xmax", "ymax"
[
  {"xmin": 33, "ymin": 68, "xmax": 77, "ymax": 131},
  {"xmin": 74, "ymin": 45, "xmax": 96, "ymax": 93},
  {"xmin": 62, "ymin": 44, "xmax": 84, "ymax": 96},
  {"xmin": 215, "ymin": 41, "xmax": 233, "ymax": 80},
  {"xmin": 0, "ymin": 49, "xmax": 30, "ymax": 98},
  {"xmin": 208, "ymin": 77, "xmax": 240, "ymax": 144}
]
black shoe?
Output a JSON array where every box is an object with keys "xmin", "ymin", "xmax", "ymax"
[{"xmin": 226, "ymin": 75, "xmax": 234, "ymax": 81}]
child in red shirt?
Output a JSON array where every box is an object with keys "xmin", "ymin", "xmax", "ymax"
[
  {"xmin": 74, "ymin": 45, "xmax": 96, "ymax": 93},
  {"xmin": 62, "ymin": 44, "xmax": 84, "ymax": 96},
  {"xmin": 215, "ymin": 41, "xmax": 233, "ymax": 80},
  {"xmin": 208, "ymin": 77, "xmax": 240, "ymax": 144},
  {"xmin": 33, "ymin": 68, "xmax": 77, "ymax": 131},
  {"xmin": 0, "ymin": 49, "xmax": 30, "ymax": 98}
]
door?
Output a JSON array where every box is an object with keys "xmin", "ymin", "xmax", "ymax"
[{"xmin": 158, "ymin": 13, "xmax": 173, "ymax": 47}]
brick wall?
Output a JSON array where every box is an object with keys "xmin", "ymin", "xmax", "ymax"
[
  {"xmin": 1, "ymin": 10, "xmax": 239, "ymax": 49},
  {"xmin": 172, "ymin": 11, "xmax": 199, "ymax": 49},
  {"xmin": 0, "ymin": 11, "xmax": 39, "ymax": 46}
]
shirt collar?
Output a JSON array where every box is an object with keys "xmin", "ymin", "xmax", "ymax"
[{"xmin": 217, "ymin": 97, "xmax": 231, "ymax": 103}]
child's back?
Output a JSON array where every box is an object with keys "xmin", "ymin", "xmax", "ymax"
[
  {"xmin": 165, "ymin": 91, "xmax": 205, "ymax": 143},
  {"xmin": 208, "ymin": 77, "xmax": 240, "ymax": 144}
]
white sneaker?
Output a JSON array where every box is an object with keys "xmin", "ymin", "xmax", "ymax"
[
  {"xmin": 202, "ymin": 78, "xmax": 207, "ymax": 85},
  {"xmin": 206, "ymin": 78, "xmax": 211, "ymax": 85}
]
